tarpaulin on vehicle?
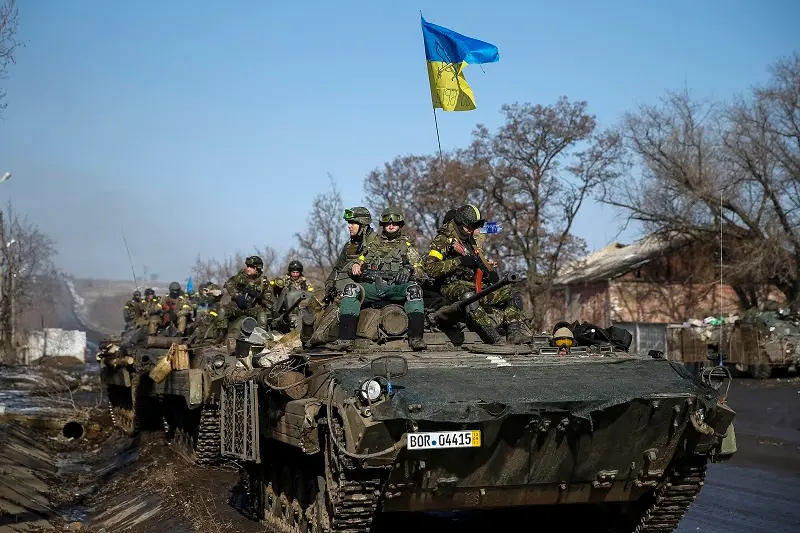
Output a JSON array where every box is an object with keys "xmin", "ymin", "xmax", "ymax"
[{"xmin": 331, "ymin": 357, "xmax": 716, "ymax": 423}]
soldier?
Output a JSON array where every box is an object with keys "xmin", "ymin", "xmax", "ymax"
[
  {"xmin": 157, "ymin": 281, "xmax": 194, "ymax": 336},
  {"xmin": 323, "ymin": 207, "xmax": 377, "ymax": 303},
  {"xmin": 122, "ymin": 290, "xmax": 144, "ymax": 329},
  {"xmin": 187, "ymin": 282, "xmax": 225, "ymax": 344},
  {"xmin": 271, "ymin": 260, "xmax": 314, "ymax": 294},
  {"xmin": 425, "ymin": 203, "xmax": 533, "ymax": 344},
  {"xmin": 222, "ymin": 255, "xmax": 275, "ymax": 336},
  {"xmin": 143, "ymin": 288, "xmax": 163, "ymax": 335},
  {"xmin": 337, "ymin": 207, "xmax": 427, "ymax": 351}
]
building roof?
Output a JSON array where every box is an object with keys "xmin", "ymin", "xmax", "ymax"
[{"xmin": 553, "ymin": 231, "xmax": 692, "ymax": 285}]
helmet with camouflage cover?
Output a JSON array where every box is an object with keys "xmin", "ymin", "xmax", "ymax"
[
  {"xmin": 245, "ymin": 255, "xmax": 264, "ymax": 270},
  {"xmin": 343, "ymin": 206, "xmax": 372, "ymax": 226},
  {"xmin": 379, "ymin": 206, "xmax": 405, "ymax": 227},
  {"xmin": 201, "ymin": 282, "xmax": 223, "ymax": 298},
  {"xmin": 144, "ymin": 288, "xmax": 155, "ymax": 297},
  {"xmin": 288, "ymin": 260, "xmax": 303, "ymax": 274},
  {"xmin": 454, "ymin": 203, "xmax": 486, "ymax": 230}
]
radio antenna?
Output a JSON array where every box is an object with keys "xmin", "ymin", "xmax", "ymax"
[{"xmin": 122, "ymin": 229, "xmax": 139, "ymax": 290}]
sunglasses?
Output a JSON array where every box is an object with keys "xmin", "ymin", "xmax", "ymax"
[
  {"xmin": 380, "ymin": 213, "xmax": 403, "ymax": 224},
  {"xmin": 554, "ymin": 337, "xmax": 575, "ymax": 347}
]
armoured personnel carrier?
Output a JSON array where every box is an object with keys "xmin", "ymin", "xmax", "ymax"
[
  {"xmin": 155, "ymin": 316, "xmax": 280, "ymax": 465},
  {"xmin": 97, "ymin": 325, "xmax": 166, "ymax": 436},
  {"xmin": 218, "ymin": 273, "xmax": 737, "ymax": 532}
]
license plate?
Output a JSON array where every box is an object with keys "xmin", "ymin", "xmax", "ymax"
[{"xmin": 406, "ymin": 430, "xmax": 481, "ymax": 450}]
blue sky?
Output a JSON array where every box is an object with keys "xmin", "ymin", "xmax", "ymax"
[{"xmin": 0, "ymin": 0, "xmax": 797, "ymax": 282}]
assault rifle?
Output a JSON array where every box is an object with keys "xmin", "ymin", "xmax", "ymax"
[
  {"xmin": 428, "ymin": 272, "xmax": 524, "ymax": 325},
  {"xmin": 359, "ymin": 267, "xmax": 428, "ymax": 289}
]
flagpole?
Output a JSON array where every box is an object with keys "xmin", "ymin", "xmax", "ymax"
[
  {"xmin": 422, "ymin": 12, "xmax": 445, "ymax": 168},
  {"xmin": 432, "ymin": 107, "xmax": 444, "ymax": 166}
]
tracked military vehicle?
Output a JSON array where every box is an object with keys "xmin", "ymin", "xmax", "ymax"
[
  {"xmin": 98, "ymin": 325, "xmax": 167, "ymax": 436},
  {"xmin": 219, "ymin": 273, "xmax": 737, "ymax": 532}
]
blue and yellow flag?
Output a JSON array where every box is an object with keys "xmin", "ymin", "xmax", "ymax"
[{"xmin": 420, "ymin": 15, "xmax": 499, "ymax": 111}]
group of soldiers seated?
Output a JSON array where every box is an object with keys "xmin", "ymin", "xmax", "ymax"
[
  {"xmin": 321, "ymin": 203, "xmax": 533, "ymax": 351},
  {"xmin": 121, "ymin": 259, "xmax": 317, "ymax": 348},
  {"xmin": 122, "ymin": 203, "xmax": 534, "ymax": 353}
]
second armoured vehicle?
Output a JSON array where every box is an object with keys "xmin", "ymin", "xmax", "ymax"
[{"xmin": 218, "ymin": 273, "xmax": 737, "ymax": 532}]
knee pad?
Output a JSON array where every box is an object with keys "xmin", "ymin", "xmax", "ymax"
[
  {"xmin": 459, "ymin": 290, "xmax": 479, "ymax": 313},
  {"xmin": 511, "ymin": 291, "xmax": 524, "ymax": 311},
  {"xmin": 342, "ymin": 283, "xmax": 361, "ymax": 299},
  {"xmin": 405, "ymin": 283, "xmax": 423, "ymax": 302}
]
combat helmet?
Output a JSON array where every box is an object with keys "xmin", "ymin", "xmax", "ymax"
[
  {"xmin": 246, "ymin": 255, "xmax": 264, "ymax": 271},
  {"xmin": 454, "ymin": 204, "xmax": 486, "ymax": 230},
  {"xmin": 343, "ymin": 206, "xmax": 372, "ymax": 226},
  {"xmin": 133, "ymin": 290, "xmax": 141, "ymax": 299},
  {"xmin": 168, "ymin": 281, "xmax": 181, "ymax": 294},
  {"xmin": 288, "ymin": 260, "xmax": 303, "ymax": 274},
  {"xmin": 379, "ymin": 206, "xmax": 405, "ymax": 227}
]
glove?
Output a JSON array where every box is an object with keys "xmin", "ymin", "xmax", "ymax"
[
  {"xmin": 245, "ymin": 287, "xmax": 263, "ymax": 299},
  {"xmin": 394, "ymin": 266, "xmax": 412, "ymax": 284},
  {"xmin": 234, "ymin": 294, "xmax": 248, "ymax": 309},
  {"xmin": 459, "ymin": 255, "xmax": 479, "ymax": 268}
]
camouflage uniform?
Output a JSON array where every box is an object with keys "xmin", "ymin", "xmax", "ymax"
[
  {"xmin": 338, "ymin": 207, "xmax": 427, "ymax": 351},
  {"xmin": 324, "ymin": 207, "xmax": 377, "ymax": 301},
  {"xmin": 142, "ymin": 289, "xmax": 163, "ymax": 335},
  {"xmin": 425, "ymin": 204, "xmax": 532, "ymax": 344},
  {"xmin": 123, "ymin": 291, "xmax": 145, "ymax": 329},
  {"xmin": 187, "ymin": 283, "xmax": 225, "ymax": 344},
  {"xmin": 155, "ymin": 282, "xmax": 194, "ymax": 336},
  {"xmin": 222, "ymin": 256, "xmax": 275, "ymax": 335}
]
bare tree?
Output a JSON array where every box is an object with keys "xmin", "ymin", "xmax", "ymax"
[
  {"xmin": 292, "ymin": 174, "xmax": 346, "ymax": 281},
  {"xmin": 603, "ymin": 53, "xmax": 800, "ymax": 310},
  {"xmin": 0, "ymin": 205, "xmax": 58, "ymax": 362},
  {"xmin": 0, "ymin": 0, "xmax": 20, "ymax": 116},
  {"xmin": 191, "ymin": 245, "xmax": 280, "ymax": 286},
  {"xmin": 364, "ymin": 98, "xmax": 624, "ymax": 328},
  {"xmin": 364, "ymin": 153, "xmax": 486, "ymax": 245}
]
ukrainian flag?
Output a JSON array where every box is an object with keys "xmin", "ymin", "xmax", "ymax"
[{"xmin": 421, "ymin": 15, "xmax": 499, "ymax": 111}]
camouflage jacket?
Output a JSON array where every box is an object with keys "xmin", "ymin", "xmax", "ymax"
[
  {"xmin": 143, "ymin": 297, "xmax": 162, "ymax": 316},
  {"xmin": 425, "ymin": 221, "xmax": 486, "ymax": 282},
  {"xmin": 271, "ymin": 275, "xmax": 314, "ymax": 294},
  {"xmin": 324, "ymin": 227, "xmax": 377, "ymax": 291},
  {"xmin": 123, "ymin": 298, "xmax": 145, "ymax": 321},
  {"xmin": 357, "ymin": 230, "xmax": 424, "ymax": 275},
  {"xmin": 158, "ymin": 294, "xmax": 193, "ymax": 317},
  {"xmin": 225, "ymin": 269, "xmax": 274, "ymax": 310}
]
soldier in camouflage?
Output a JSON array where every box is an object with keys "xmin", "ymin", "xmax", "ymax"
[
  {"xmin": 221, "ymin": 255, "xmax": 275, "ymax": 336},
  {"xmin": 187, "ymin": 282, "xmax": 225, "ymax": 344},
  {"xmin": 336, "ymin": 207, "xmax": 427, "ymax": 351},
  {"xmin": 123, "ymin": 290, "xmax": 144, "ymax": 329},
  {"xmin": 271, "ymin": 260, "xmax": 315, "ymax": 293},
  {"xmin": 323, "ymin": 207, "xmax": 377, "ymax": 303},
  {"xmin": 143, "ymin": 288, "xmax": 163, "ymax": 335},
  {"xmin": 156, "ymin": 281, "xmax": 194, "ymax": 336},
  {"xmin": 426, "ymin": 204, "xmax": 533, "ymax": 344}
]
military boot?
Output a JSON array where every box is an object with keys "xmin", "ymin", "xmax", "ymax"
[
  {"xmin": 330, "ymin": 314, "xmax": 359, "ymax": 351},
  {"xmin": 477, "ymin": 324, "xmax": 506, "ymax": 345},
  {"xmin": 407, "ymin": 313, "xmax": 427, "ymax": 351},
  {"xmin": 506, "ymin": 321, "xmax": 533, "ymax": 344}
]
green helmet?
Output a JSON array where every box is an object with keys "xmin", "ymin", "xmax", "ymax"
[
  {"xmin": 379, "ymin": 206, "xmax": 404, "ymax": 227},
  {"xmin": 245, "ymin": 255, "xmax": 263, "ymax": 270},
  {"xmin": 168, "ymin": 281, "xmax": 181, "ymax": 293},
  {"xmin": 343, "ymin": 206, "xmax": 372, "ymax": 226},
  {"xmin": 453, "ymin": 204, "xmax": 486, "ymax": 230},
  {"xmin": 288, "ymin": 260, "xmax": 303, "ymax": 274}
]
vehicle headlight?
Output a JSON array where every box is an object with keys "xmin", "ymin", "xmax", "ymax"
[{"xmin": 360, "ymin": 379, "xmax": 382, "ymax": 402}]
